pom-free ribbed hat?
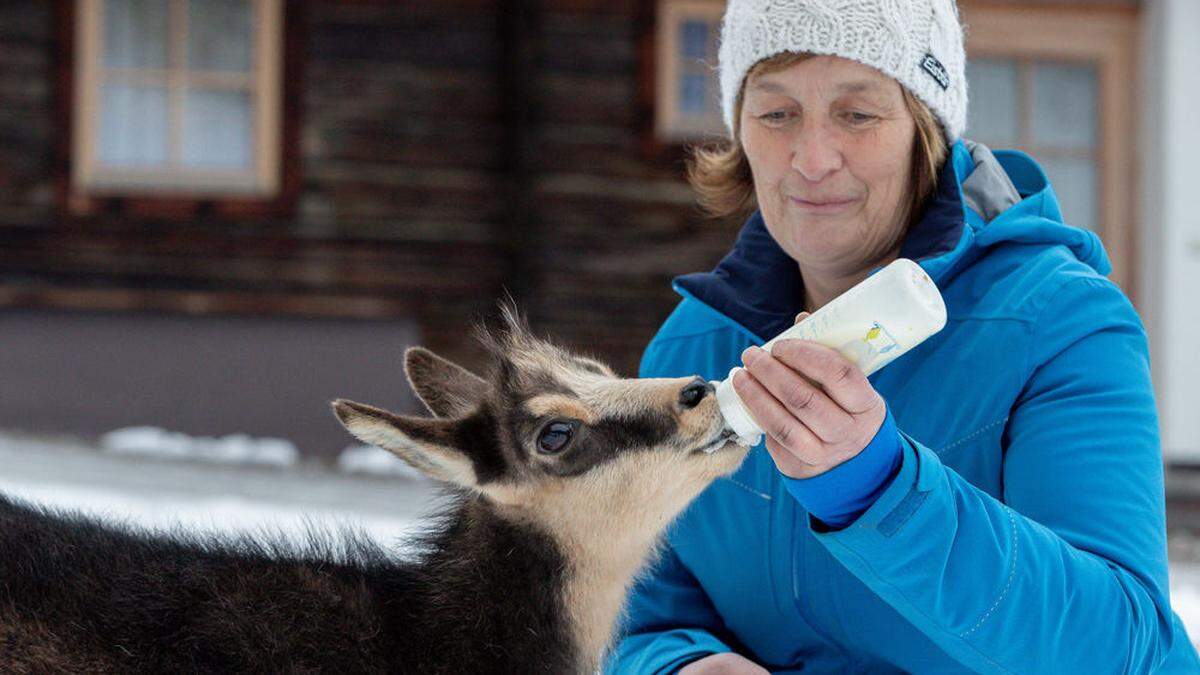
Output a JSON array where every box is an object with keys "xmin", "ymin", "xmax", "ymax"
[{"xmin": 718, "ymin": 0, "xmax": 968, "ymax": 141}]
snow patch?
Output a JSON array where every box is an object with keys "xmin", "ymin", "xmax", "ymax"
[
  {"xmin": 1172, "ymin": 566, "xmax": 1200, "ymax": 644},
  {"xmin": 97, "ymin": 428, "xmax": 428, "ymax": 481},
  {"xmin": 100, "ymin": 426, "xmax": 299, "ymax": 467},
  {"xmin": 337, "ymin": 444, "xmax": 428, "ymax": 481}
]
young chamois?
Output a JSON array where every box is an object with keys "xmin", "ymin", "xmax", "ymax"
[{"xmin": 0, "ymin": 306, "xmax": 748, "ymax": 673}]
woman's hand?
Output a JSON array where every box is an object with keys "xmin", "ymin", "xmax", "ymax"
[
  {"xmin": 678, "ymin": 652, "xmax": 770, "ymax": 674},
  {"xmin": 733, "ymin": 311, "xmax": 887, "ymax": 479}
]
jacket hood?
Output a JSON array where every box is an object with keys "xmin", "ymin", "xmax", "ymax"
[{"xmin": 672, "ymin": 139, "xmax": 1110, "ymax": 341}]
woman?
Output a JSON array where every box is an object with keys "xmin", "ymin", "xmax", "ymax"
[{"xmin": 604, "ymin": 0, "xmax": 1200, "ymax": 673}]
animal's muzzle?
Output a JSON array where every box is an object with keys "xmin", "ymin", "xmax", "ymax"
[{"xmin": 678, "ymin": 377, "xmax": 715, "ymax": 409}]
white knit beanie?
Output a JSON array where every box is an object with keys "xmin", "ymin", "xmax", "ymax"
[{"xmin": 718, "ymin": 0, "xmax": 967, "ymax": 141}]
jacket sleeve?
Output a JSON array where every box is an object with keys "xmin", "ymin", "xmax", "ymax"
[
  {"xmin": 803, "ymin": 276, "xmax": 1177, "ymax": 674},
  {"xmin": 604, "ymin": 319, "xmax": 747, "ymax": 674}
]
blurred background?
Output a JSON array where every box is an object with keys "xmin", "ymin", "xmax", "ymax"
[{"xmin": 0, "ymin": 0, "xmax": 1199, "ymax": 640}]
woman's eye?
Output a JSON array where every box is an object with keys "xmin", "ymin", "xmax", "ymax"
[
  {"xmin": 537, "ymin": 421, "xmax": 575, "ymax": 454},
  {"xmin": 758, "ymin": 111, "xmax": 789, "ymax": 123},
  {"xmin": 844, "ymin": 111, "xmax": 876, "ymax": 124}
]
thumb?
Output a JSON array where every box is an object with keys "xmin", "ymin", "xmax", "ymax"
[{"xmin": 794, "ymin": 311, "xmax": 811, "ymax": 324}]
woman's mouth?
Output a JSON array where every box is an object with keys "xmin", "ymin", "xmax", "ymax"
[{"xmin": 790, "ymin": 196, "xmax": 858, "ymax": 214}]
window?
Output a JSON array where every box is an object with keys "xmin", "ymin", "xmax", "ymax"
[
  {"xmin": 967, "ymin": 58, "xmax": 1100, "ymax": 232},
  {"xmin": 959, "ymin": 2, "xmax": 1138, "ymax": 296},
  {"xmin": 71, "ymin": 0, "xmax": 283, "ymax": 198},
  {"xmin": 654, "ymin": 0, "xmax": 725, "ymax": 141}
]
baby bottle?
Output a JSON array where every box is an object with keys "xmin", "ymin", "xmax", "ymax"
[{"xmin": 713, "ymin": 258, "xmax": 947, "ymax": 448}]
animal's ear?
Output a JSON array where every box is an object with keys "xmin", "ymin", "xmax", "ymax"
[
  {"xmin": 403, "ymin": 347, "xmax": 488, "ymax": 418},
  {"xmin": 332, "ymin": 399, "xmax": 476, "ymax": 486}
]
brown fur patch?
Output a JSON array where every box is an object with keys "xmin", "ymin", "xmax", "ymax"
[
  {"xmin": 0, "ymin": 612, "xmax": 116, "ymax": 674},
  {"xmin": 523, "ymin": 394, "xmax": 599, "ymax": 425},
  {"xmin": 571, "ymin": 376, "xmax": 714, "ymax": 448},
  {"xmin": 573, "ymin": 357, "xmax": 616, "ymax": 378}
]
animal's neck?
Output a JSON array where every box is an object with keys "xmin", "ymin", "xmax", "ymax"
[
  {"xmin": 511, "ymin": 480, "xmax": 702, "ymax": 672},
  {"xmin": 421, "ymin": 495, "xmax": 579, "ymax": 671},
  {"xmin": 558, "ymin": 515, "xmax": 668, "ymax": 672},
  {"xmin": 428, "ymin": 494, "xmax": 668, "ymax": 673}
]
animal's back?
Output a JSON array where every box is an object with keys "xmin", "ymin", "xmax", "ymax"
[
  {"xmin": 0, "ymin": 492, "xmax": 580, "ymax": 673},
  {"xmin": 0, "ymin": 493, "xmax": 419, "ymax": 672}
]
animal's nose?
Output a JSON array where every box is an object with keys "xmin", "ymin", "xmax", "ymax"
[{"xmin": 678, "ymin": 377, "xmax": 714, "ymax": 409}]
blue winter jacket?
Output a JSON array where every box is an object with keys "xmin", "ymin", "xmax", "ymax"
[{"xmin": 604, "ymin": 140, "xmax": 1200, "ymax": 674}]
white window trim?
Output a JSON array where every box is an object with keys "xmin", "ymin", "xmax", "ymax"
[{"xmin": 71, "ymin": 0, "xmax": 283, "ymax": 197}]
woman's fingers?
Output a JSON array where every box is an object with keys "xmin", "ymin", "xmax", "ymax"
[
  {"xmin": 733, "ymin": 322, "xmax": 890, "ymax": 479},
  {"xmin": 739, "ymin": 346, "xmax": 852, "ymax": 444},
  {"xmin": 731, "ymin": 367, "xmax": 823, "ymax": 464},
  {"xmin": 769, "ymin": 339, "xmax": 881, "ymax": 415}
]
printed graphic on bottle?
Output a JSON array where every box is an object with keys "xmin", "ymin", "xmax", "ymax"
[
  {"xmin": 835, "ymin": 321, "xmax": 900, "ymax": 372},
  {"xmin": 866, "ymin": 322, "xmax": 900, "ymax": 354}
]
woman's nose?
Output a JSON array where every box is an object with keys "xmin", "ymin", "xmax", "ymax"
[
  {"xmin": 791, "ymin": 122, "xmax": 844, "ymax": 182},
  {"xmin": 678, "ymin": 377, "xmax": 715, "ymax": 409}
]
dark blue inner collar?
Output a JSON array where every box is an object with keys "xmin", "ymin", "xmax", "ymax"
[{"xmin": 674, "ymin": 155, "xmax": 964, "ymax": 342}]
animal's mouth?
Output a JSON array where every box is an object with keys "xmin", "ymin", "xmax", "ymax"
[{"xmin": 691, "ymin": 428, "xmax": 738, "ymax": 455}]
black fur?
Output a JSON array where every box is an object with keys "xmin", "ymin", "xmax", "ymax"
[
  {"xmin": 546, "ymin": 411, "xmax": 680, "ymax": 478},
  {"xmin": 452, "ymin": 406, "xmax": 508, "ymax": 484},
  {"xmin": 0, "ymin": 486, "xmax": 575, "ymax": 673}
]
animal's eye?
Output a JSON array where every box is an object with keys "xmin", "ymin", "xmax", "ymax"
[{"xmin": 537, "ymin": 421, "xmax": 576, "ymax": 454}]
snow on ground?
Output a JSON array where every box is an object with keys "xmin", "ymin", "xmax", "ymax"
[
  {"xmin": 1169, "ymin": 529, "xmax": 1200, "ymax": 642},
  {"xmin": 1172, "ymin": 566, "xmax": 1200, "ymax": 645},
  {"xmin": 100, "ymin": 426, "xmax": 300, "ymax": 468},
  {"xmin": 0, "ymin": 430, "xmax": 441, "ymax": 552},
  {"xmin": 2, "ymin": 429, "xmax": 1200, "ymax": 647},
  {"xmin": 95, "ymin": 425, "xmax": 430, "ymax": 481},
  {"xmin": 337, "ymin": 443, "xmax": 428, "ymax": 480}
]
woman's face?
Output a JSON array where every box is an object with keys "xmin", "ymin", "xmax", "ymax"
[{"xmin": 739, "ymin": 55, "xmax": 917, "ymax": 276}]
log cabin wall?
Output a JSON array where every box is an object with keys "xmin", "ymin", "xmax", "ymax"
[
  {"xmin": 0, "ymin": 1, "xmax": 740, "ymax": 405},
  {"xmin": 524, "ymin": 0, "xmax": 739, "ymax": 369}
]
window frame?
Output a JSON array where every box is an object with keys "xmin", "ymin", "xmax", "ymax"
[{"xmin": 55, "ymin": 0, "xmax": 303, "ymax": 219}]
